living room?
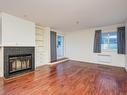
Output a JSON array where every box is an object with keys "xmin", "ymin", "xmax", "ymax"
[{"xmin": 0, "ymin": 0, "xmax": 127, "ymax": 95}]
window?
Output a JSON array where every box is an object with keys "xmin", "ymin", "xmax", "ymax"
[{"xmin": 101, "ymin": 32, "xmax": 117, "ymax": 51}]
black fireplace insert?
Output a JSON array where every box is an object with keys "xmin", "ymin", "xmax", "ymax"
[
  {"xmin": 4, "ymin": 47, "xmax": 35, "ymax": 78},
  {"xmin": 9, "ymin": 54, "xmax": 32, "ymax": 74}
]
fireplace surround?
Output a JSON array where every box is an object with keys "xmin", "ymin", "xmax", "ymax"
[{"xmin": 4, "ymin": 47, "xmax": 35, "ymax": 78}]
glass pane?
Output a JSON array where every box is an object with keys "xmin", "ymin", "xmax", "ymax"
[
  {"xmin": 57, "ymin": 35, "xmax": 62, "ymax": 47},
  {"xmin": 109, "ymin": 32, "xmax": 117, "ymax": 49},
  {"xmin": 57, "ymin": 35, "xmax": 64, "ymax": 58},
  {"xmin": 109, "ymin": 44, "xmax": 117, "ymax": 49},
  {"xmin": 101, "ymin": 44, "xmax": 109, "ymax": 50},
  {"xmin": 101, "ymin": 33, "xmax": 109, "ymax": 50},
  {"xmin": 109, "ymin": 32, "xmax": 117, "ymax": 44},
  {"xmin": 101, "ymin": 33, "xmax": 108, "ymax": 44}
]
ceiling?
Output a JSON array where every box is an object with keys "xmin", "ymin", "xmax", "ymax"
[{"xmin": 0, "ymin": 0, "xmax": 127, "ymax": 32}]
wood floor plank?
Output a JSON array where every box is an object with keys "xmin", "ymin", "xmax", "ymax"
[{"xmin": 0, "ymin": 60, "xmax": 127, "ymax": 95}]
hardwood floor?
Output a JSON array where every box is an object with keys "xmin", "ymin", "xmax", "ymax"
[{"xmin": 0, "ymin": 60, "xmax": 127, "ymax": 95}]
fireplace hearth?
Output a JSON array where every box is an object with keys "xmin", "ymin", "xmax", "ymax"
[{"xmin": 4, "ymin": 47, "xmax": 35, "ymax": 78}]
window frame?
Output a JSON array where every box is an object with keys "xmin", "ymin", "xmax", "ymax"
[{"xmin": 101, "ymin": 32, "xmax": 117, "ymax": 52}]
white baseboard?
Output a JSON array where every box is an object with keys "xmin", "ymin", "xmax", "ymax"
[
  {"xmin": 35, "ymin": 58, "xmax": 69, "ymax": 68},
  {"xmin": 48, "ymin": 58, "xmax": 69, "ymax": 65}
]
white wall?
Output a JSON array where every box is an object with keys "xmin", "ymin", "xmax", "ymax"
[
  {"xmin": 125, "ymin": 21, "xmax": 127, "ymax": 70},
  {"xmin": 1, "ymin": 13, "xmax": 35, "ymax": 46},
  {"xmin": 65, "ymin": 24, "xmax": 125, "ymax": 67},
  {"xmin": 0, "ymin": 48, "xmax": 3, "ymax": 77},
  {"xmin": 0, "ymin": 13, "xmax": 2, "ymax": 45},
  {"xmin": 0, "ymin": 48, "xmax": 2, "ymax": 76},
  {"xmin": 0, "ymin": 14, "xmax": 2, "ymax": 77},
  {"xmin": 51, "ymin": 29, "xmax": 64, "ymax": 36}
]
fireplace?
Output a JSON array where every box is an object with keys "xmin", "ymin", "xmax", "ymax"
[
  {"xmin": 9, "ymin": 54, "xmax": 32, "ymax": 74},
  {"xmin": 4, "ymin": 47, "xmax": 35, "ymax": 78}
]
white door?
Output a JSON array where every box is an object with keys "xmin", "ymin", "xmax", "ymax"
[{"xmin": 57, "ymin": 35, "xmax": 64, "ymax": 59}]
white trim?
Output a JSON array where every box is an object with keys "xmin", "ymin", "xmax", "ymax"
[
  {"xmin": 35, "ymin": 58, "xmax": 69, "ymax": 68},
  {"xmin": 48, "ymin": 58, "xmax": 69, "ymax": 65}
]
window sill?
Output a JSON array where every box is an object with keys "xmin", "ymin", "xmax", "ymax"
[{"xmin": 102, "ymin": 49, "xmax": 117, "ymax": 53}]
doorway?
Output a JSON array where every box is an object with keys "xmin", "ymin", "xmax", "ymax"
[
  {"xmin": 50, "ymin": 31, "xmax": 64, "ymax": 62},
  {"xmin": 57, "ymin": 35, "xmax": 64, "ymax": 59}
]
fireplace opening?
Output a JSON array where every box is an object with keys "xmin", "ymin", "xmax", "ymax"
[{"xmin": 9, "ymin": 54, "xmax": 32, "ymax": 74}]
